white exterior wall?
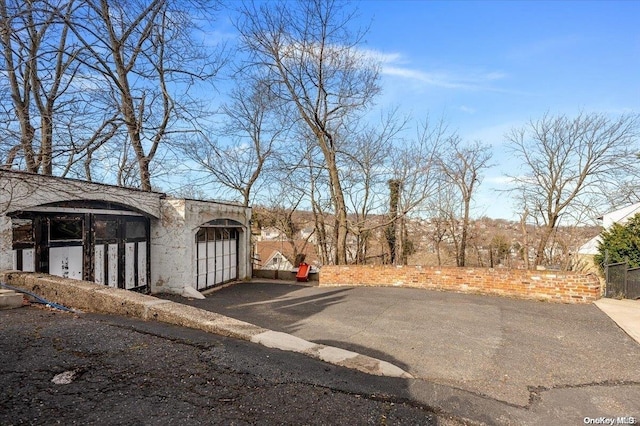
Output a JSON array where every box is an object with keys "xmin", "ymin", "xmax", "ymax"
[
  {"xmin": 151, "ymin": 198, "xmax": 252, "ymax": 294},
  {"xmin": 0, "ymin": 170, "xmax": 161, "ymax": 272},
  {"xmin": 0, "ymin": 170, "xmax": 162, "ymax": 217},
  {"xmin": 0, "ymin": 215, "xmax": 12, "ymax": 271},
  {"xmin": 1, "ymin": 170, "xmax": 252, "ymax": 296},
  {"xmin": 150, "ymin": 199, "xmax": 190, "ymax": 293}
]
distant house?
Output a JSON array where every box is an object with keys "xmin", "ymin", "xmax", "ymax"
[
  {"xmin": 1, "ymin": 170, "xmax": 252, "ymax": 297},
  {"xmin": 262, "ymin": 250, "xmax": 295, "ymax": 271},
  {"xmin": 575, "ymin": 202, "xmax": 640, "ymax": 272},
  {"xmin": 299, "ymin": 226, "xmax": 316, "ymax": 243},
  {"xmin": 258, "ymin": 227, "xmax": 286, "ymax": 241},
  {"xmin": 254, "ymin": 240, "xmax": 320, "ymax": 271}
]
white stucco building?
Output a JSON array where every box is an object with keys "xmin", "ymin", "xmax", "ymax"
[{"xmin": 1, "ymin": 170, "xmax": 252, "ymax": 297}]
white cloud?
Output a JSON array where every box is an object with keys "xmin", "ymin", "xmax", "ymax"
[
  {"xmin": 459, "ymin": 105, "xmax": 476, "ymax": 114},
  {"xmin": 484, "ymin": 175, "xmax": 517, "ymax": 186},
  {"xmin": 284, "ymin": 45, "xmax": 510, "ymax": 93},
  {"xmin": 359, "ymin": 49, "xmax": 404, "ymax": 64},
  {"xmin": 369, "ymin": 49, "xmax": 507, "ymax": 91},
  {"xmin": 383, "ymin": 66, "xmax": 476, "ymax": 89}
]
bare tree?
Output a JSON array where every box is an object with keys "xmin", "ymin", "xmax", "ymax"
[
  {"xmin": 438, "ymin": 137, "xmax": 493, "ymax": 266},
  {"xmin": 388, "ymin": 117, "xmax": 449, "ymax": 265},
  {"xmin": 488, "ymin": 234, "xmax": 511, "ymax": 268},
  {"xmin": 384, "ymin": 179, "xmax": 401, "ymax": 264},
  {"xmin": 284, "ymin": 127, "xmax": 336, "ymax": 265},
  {"xmin": 66, "ymin": 0, "xmax": 224, "ymax": 190},
  {"xmin": 258, "ymin": 181, "xmax": 316, "ymax": 266},
  {"xmin": 428, "ymin": 216, "xmax": 449, "ymax": 266},
  {"xmin": 1, "ymin": 0, "xmax": 226, "ymax": 188},
  {"xmin": 183, "ymin": 77, "xmax": 288, "ymax": 206},
  {"xmin": 517, "ymin": 207, "xmax": 531, "ymax": 269},
  {"xmin": 426, "ymin": 182, "xmax": 460, "ymax": 266},
  {"xmin": 0, "ymin": 0, "xmax": 82, "ymax": 174},
  {"xmin": 505, "ymin": 112, "xmax": 639, "ymax": 268},
  {"xmin": 236, "ymin": 0, "xmax": 380, "ymax": 264},
  {"xmin": 340, "ymin": 110, "xmax": 407, "ymax": 264}
]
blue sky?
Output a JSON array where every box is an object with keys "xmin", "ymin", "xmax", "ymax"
[
  {"xmin": 352, "ymin": 1, "xmax": 640, "ymax": 219},
  {"xmin": 198, "ymin": 1, "xmax": 639, "ymax": 220}
]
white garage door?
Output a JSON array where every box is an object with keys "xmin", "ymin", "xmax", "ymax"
[{"xmin": 196, "ymin": 227, "xmax": 238, "ymax": 290}]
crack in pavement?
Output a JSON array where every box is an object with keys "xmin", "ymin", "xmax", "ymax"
[
  {"xmin": 527, "ymin": 379, "xmax": 640, "ymax": 407},
  {"xmin": 345, "ymin": 299, "xmax": 400, "ymax": 341}
]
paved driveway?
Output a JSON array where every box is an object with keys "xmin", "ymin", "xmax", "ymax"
[{"xmin": 162, "ymin": 281, "xmax": 640, "ymax": 413}]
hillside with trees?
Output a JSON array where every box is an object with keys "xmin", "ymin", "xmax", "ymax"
[
  {"xmin": 252, "ymin": 207, "xmax": 600, "ymax": 271},
  {"xmin": 1, "ymin": 0, "xmax": 636, "ymax": 269}
]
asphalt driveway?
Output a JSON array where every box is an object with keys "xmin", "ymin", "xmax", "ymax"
[{"xmin": 161, "ymin": 281, "xmax": 640, "ymax": 416}]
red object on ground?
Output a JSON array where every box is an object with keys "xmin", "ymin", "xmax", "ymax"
[{"xmin": 296, "ymin": 263, "xmax": 310, "ymax": 282}]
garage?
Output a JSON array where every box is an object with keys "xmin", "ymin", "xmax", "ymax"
[
  {"xmin": 195, "ymin": 219, "xmax": 241, "ymax": 291},
  {"xmin": 10, "ymin": 202, "xmax": 151, "ymax": 292},
  {"xmin": 2, "ymin": 170, "xmax": 253, "ymax": 296},
  {"xmin": 92, "ymin": 213, "xmax": 149, "ymax": 290}
]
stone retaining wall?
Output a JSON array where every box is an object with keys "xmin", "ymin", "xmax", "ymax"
[{"xmin": 320, "ymin": 265, "xmax": 601, "ymax": 304}]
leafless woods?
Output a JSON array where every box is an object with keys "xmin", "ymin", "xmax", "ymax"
[{"xmin": 1, "ymin": 0, "xmax": 638, "ymax": 267}]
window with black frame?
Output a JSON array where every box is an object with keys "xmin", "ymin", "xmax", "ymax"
[{"xmin": 49, "ymin": 218, "xmax": 83, "ymax": 242}]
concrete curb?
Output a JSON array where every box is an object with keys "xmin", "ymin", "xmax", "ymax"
[
  {"xmin": 0, "ymin": 271, "xmax": 413, "ymax": 379},
  {"xmin": 0, "ymin": 289, "xmax": 23, "ymax": 309},
  {"xmin": 251, "ymin": 330, "xmax": 413, "ymax": 378}
]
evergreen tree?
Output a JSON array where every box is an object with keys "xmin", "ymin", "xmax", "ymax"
[{"xmin": 595, "ymin": 213, "xmax": 640, "ymax": 269}]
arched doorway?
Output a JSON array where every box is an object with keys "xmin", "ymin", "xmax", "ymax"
[{"xmin": 195, "ymin": 219, "xmax": 243, "ymax": 290}]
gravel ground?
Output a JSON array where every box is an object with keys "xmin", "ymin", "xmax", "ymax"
[{"xmin": 0, "ymin": 306, "xmax": 462, "ymax": 425}]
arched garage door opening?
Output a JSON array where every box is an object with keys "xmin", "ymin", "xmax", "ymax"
[{"xmin": 195, "ymin": 219, "xmax": 242, "ymax": 291}]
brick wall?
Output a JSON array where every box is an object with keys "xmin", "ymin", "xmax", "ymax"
[
  {"xmin": 320, "ymin": 265, "xmax": 601, "ymax": 304},
  {"xmin": 253, "ymin": 269, "xmax": 319, "ymax": 282}
]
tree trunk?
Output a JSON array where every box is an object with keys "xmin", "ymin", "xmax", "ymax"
[
  {"xmin": 319, "ymin": 138, "xmax": 348, "ymax": 264},
  {"xmin": 459, "ymin": 195, "xmax": 471, "ymax": 267},
  {"xmin": 40, "ymin": 105, "xmax": 53, "ymax": 175},
  {"xmin": 397, "ymin": 215, "xmax": 406, "ymax": 265},
  {"xmin": 519, "ymin": 210, "xmax": 530, "ymax": 269},
  {"xmin": 534, "ymin": 224, "xmax": 555, "ymax": 267},
  {"xmin": 386, "ymin": 179, "xmax": 401, "ymax": 264}
]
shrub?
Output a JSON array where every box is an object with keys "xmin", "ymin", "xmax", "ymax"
[{"xmin": 594, "ymin": 213, "xmax": 640, "ymax": 270}]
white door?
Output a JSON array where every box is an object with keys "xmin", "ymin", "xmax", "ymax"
[
  {"xmin": 196, "ymin": 227, "xmax": 238, "ymax": 290},
  {"xmin": 49, "ymin": 246, "xmax": 83, "ymax": 280}
]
